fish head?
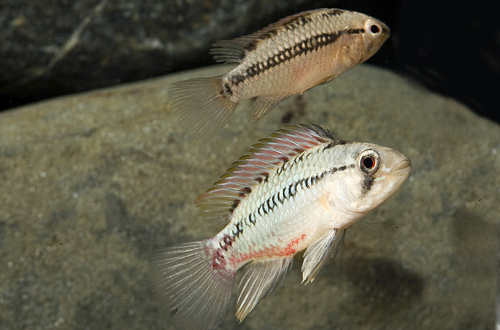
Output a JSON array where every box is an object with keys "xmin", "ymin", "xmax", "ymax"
[
  {"xmin": 359, "ymin": 17, "xmax": 391, "ymax": 60},
  {"xmin": 333, "ymin": 14, "xmax": 390, "ymax": 72},
  {"xmin": 327, "ymin": 143, "xmax": 411, "ymax": 223}
]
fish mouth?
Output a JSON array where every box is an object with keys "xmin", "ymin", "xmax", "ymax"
[
  {"xmin": 393, "ymin": 159, "xmax": 411, "ymax": 173},
  {"xmin": 381, "ymin": 22, "xmax": 391, "ymax": 37}
]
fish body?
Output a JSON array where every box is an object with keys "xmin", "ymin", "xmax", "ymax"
[
  {"xmin": 170, "ymin": 8, "xmax": 390, "ymax": 138},
  {"xmin": 151, "ymin": 125, "xmax": 411, "ymax": 330}
]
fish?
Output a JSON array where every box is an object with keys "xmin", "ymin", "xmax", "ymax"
[
  {"xmin": 169, "ymin": 9, "xmax": 390, "ymax": 138},
  {"xmin": 151, "ymin": 125, "xmax": 411, "ymax": 330}
]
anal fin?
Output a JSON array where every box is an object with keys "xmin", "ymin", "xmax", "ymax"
[
  {"xmin": 236, "ymin": 256, "xmax": 293, "ymax": 322},
  {"xmin": 252, "ymin": 95, "xmax": 288, "ymax": 121},
  {"xmin": 301, "ymin": 229, "xmax": 346, "ymax": 284}
]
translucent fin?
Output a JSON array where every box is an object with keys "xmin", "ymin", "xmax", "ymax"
[
  {"xmin": 195, "ymin": 124, "xmax": 335, "ymax": 222},
  {"xmin": 210, "ymin": 38, "xmax": 251, "ymax": 64},
  {"xmin": 301, "ymin": 229, "xmax": 346, "ymax": 284},
  {"xmin": 252, "ymin": 95, "xmax": 288, "ymax": 121},
  {"xmin": 150, "ymin": 240, "xmax": 235, "ymax": 330},
  {"xmin": 236, "ymin": 257, "xmax": 293, "ymax": 322},
  {"xmin": 169, "ymin": 76, "xmax": 238, "ymax": 139}
]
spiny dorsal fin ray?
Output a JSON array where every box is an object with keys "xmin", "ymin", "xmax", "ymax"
[
  {"xmin": 210, "ymin": 9, "xmax": 335, "ymax": 64},
  {"xmin": 195, "ymin": 124, "xmax": 335, "ymax": 221}
]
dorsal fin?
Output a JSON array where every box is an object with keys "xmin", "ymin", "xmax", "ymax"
[
  {"xmin": 195, "ymin": 124, "xmax": 335, "ymax": 221},
  {"xmin": 209, "ymin": 9, "xmax": 320, "ymax": 64}
]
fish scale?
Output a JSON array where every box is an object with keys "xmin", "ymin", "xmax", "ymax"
[
  {"xmin": 169, "ymin": 8, "xmax": 390, "ymax": 138},
  {"xmin": 151, "ymin": 125, "xmax": 411, "ymax": 330}
]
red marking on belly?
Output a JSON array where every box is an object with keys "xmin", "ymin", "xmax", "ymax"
[
  {"xmin": 230, "ymin": 234, "xmax": 306, "ymax": 266},
  {"xmin": 284, "ymin": 234, "xmax": 307, "ymax": 255},
  {"xmin": 211, "ymin": 249, "xmax": 227, "ymax": 270}
]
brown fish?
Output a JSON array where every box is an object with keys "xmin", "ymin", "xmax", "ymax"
[{"xmin": 170, "ymin": 8, "xmax": 390, "ymax": 138}]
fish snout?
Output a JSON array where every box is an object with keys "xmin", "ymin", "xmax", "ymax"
[
  {"xmin": 392, "ymin": 158, "xmax": 412, "ymax": 178},
  {"xmin": 380, "ymin": 21, "xmax": 391, "ymax": 38}
]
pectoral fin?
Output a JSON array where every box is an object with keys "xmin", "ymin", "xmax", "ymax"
[
  {"xmin": 236, "ymin": 256, "xmax": 293, "ymax": 322},
  {"xmin": 301, "ymin": 228, "xmax": 346, "ymax": 284}
]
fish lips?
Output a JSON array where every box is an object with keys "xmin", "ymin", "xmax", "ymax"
[
  {"xmin": 392, "ymin": 159, "xmax": 412, "ymax": 178},
  {"xmin": 393, "ymin": 158, "xmax": 411, "ymax": 171}
]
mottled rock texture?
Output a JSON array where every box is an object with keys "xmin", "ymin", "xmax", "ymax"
[{"xmin": 0, "ymin": 65, "xmax": 497, "ymax": 330}]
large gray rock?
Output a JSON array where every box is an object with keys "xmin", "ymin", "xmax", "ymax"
[{"xmin": 0, "ymin": 64, "xmax": 497, "ymax": 330}]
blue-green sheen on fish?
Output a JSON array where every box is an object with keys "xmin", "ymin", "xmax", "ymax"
[
  {"xmin": 169, "ymin": 8, "xmax": 390, "ymax": 138},
  {"xmin": 151, "ymin": 125, "xmax": 411, "ymax": 330}
]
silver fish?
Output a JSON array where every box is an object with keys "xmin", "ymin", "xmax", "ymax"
[
  {"xmin": 151, "ymin": 125, "xmax": 411, "ymax": 330},
  {"xmin": 170, "ymin": 8, "xmax": 390, "ymax": 138}
]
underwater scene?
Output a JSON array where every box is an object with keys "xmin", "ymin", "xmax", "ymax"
[{"xmin": 0, "ymin": 1, "xmax": 498, "ymax": 330}]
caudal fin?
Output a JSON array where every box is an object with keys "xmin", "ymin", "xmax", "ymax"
[
  {"xmin": 169, "ymin": 76, "xmax": 238, "ymax": 139},
  {"xmin": 150, "ymin": 240, "xmax": 235, "ymax": 330}
]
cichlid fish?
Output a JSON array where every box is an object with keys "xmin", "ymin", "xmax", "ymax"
[
  {"xmin": 170, "ymin": 9, "xmax": 390, "ymax": 138},
  {"xmin": 151, "ymin": 125, "xmax": 411, "ymax": 330}
]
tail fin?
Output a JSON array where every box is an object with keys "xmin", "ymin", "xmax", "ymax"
[
  {"xmin": 169, "ymin": 76, "xmax": 238, "ymax": 139},
  {"xmin": 150, "ymin": 240, "xmax": 235, "ymax": 330}
]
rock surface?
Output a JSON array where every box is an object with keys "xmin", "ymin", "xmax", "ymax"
[{"xmin": 0, "ymin": 64, "xmax": 497, "ymax": 330}]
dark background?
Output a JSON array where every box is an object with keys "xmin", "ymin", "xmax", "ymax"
[{"xmin": 0, "ymin": 0, "xmax": 498, "ymax": 123}]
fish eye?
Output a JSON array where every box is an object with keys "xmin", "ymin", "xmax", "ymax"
[
  {"xmin": 370, "ymin": 24, "xmax": 381, "ymax": 36},
  {"xmin": 365, "ymin": 20, "xmax": 382, "ymax": 37},
  {"xmin": 359, "ymin": 150, "xmax": 380, "ymax": 174}
]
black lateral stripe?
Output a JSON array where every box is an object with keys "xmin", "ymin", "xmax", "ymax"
[
  {"xmin": 232, "ymin": 74, "xmax": 245, "ymax": 85},
  {"xmin": 229, "ymin": 199, "xmax": 240, "ymax": 213},
  {"xmin": 249, "ymin": 212, "xmax": 256, "ymax": 224},
  {"xmin": 277, "ymin": 191, "xmax": 284, "ymax": 204},
  {"xmin": 239, "ymin": 164, "xmax": 353, "ymax": 227},
  {"xmin": 233, "ymin": 28, "xmax": 365, "ymax": 86},
  {"xmin": 224, "ymin": 82, "xmax": 233, "ymax": 96},
  {"xmin": 232, "ymin": 222, "xmax": 243, "ymax": 237},
  {"xmin": 282, "ymin": 186, "xmax": 288, "ymax": 199}
]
